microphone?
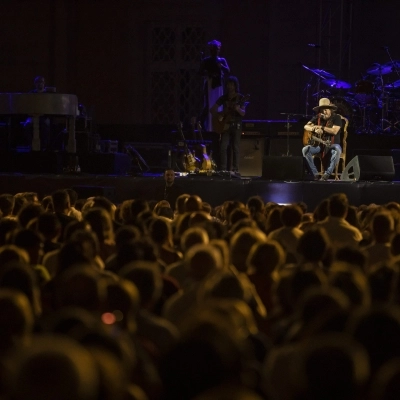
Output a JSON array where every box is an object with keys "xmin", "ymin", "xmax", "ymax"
[{"xmin": 319, "ymin": 113, "xmax": 325, "ymax": 119}]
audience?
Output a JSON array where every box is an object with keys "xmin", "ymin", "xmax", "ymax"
[{"xmin": 2, "ymin": 187, "xmax": 400, "ymax": 399}]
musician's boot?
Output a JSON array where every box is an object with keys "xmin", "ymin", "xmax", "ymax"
[{"xmin": 321, "ymin": 173, "xmax": 330, "ymax": 181}]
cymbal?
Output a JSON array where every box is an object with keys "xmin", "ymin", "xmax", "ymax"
[
  {"xmin": 384, "ymin": 79, "xmax": 400, "ymax": 89},
  {"xmin": 366, "ymin": 63, "xmax": 394, "ymax": 75},
  {"xmin": 302, "ymin": 65, "xmax": 335, "ymax": 79},
  {"xmin": 383, "ymin": 60, "xmax": 400, "ymax": 71},
  {"xmin": 322, "ymin": 79, "xmax": 351, "ymax": 89}
]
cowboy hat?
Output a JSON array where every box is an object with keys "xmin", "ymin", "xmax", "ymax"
[{"xmin": 313, "ymin": 98, "xmax": 337, "ymax": 112}]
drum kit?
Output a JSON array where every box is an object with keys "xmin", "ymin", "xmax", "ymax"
[{"xmin": 303, "ymin": 61, "xmax": 400, "ymax": 134}]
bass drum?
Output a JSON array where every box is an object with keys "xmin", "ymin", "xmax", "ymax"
[
  {"xmin": 331, "ymin": 96, "xmax": 359, "ymax": 120},
  {"xmin": 354, "ymin": 80, "xmax": 375, "ymax": 105}
]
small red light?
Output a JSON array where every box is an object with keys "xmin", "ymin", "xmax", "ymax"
[{"xmin": 101, "ymin": 312, "xmax": 116, "ymax": 325}]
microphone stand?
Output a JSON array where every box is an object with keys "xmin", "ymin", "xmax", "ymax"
[
  {"xmin": 280, "ymin": 113, "xmax": 309, "ymax": 156},
  {"xmin": 284, "ymin": 113, "xmax": 292, "ymax": 156},
  {"xmin": 302, "ymin": 77, "xmax": 313, "ymax": 116},
  {"xmin": 384, "ymin": 46, "xmax": 400, "ymax": 79},
  {"xmin": 378, "ymin": 47, "xmax": 400, "ymax": 133}
]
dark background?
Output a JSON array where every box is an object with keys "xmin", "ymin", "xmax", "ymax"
[{"xmin": 0, "ymin": 0, "xmax": 399, "ymax": 127}]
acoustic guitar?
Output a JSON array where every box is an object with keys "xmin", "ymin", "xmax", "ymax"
[
  {"xmin": 196, "ymin": 121, "xmax": 212, "ymax": 170},
  {"xmin": 212, "ymin": 93, "xmax": 250, "ymax": 134},
  {"xmin": 303, "ymin": 129, "xmax": 331, "ymax": 155},
  {"xmin": 177, "ymin": 122, "xmax": 197, "ymax": 172}
]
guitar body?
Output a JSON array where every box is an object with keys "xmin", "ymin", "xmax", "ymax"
[
  {"xmin": 200, "ymin": 145, "xmax": 212, "ymax": 170},
  {"xmin": 212, "ymin": 94, "xmax": 250, "ymax": 134},
  {"xmin": 195, "ymin": 120, "xmax": 213, "ymax": 171},
  {"xmin": 183, "ymin": 153, "xmax": 197, "ymax": 172},
  {"xmin": 212, "ymin": 112, "xmax": 228, "ymax": 134},
  {"xmin": 303, "ymin": 129, "xmax": 331, "ymax": 154},
  {"xmin": 303, "ymin": 130, "xmax": 313, "ymax": 146},
  {"xmin": 209, "ymin": 150, "xmax": 217, "ymax": 171},
  {"xmin": 177, "ymin": 122, "xmax": 197, "ymax": 173}
]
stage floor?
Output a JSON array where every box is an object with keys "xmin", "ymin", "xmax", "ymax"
[{"xmin": 1, "ymin": 172, "xmax": 400, "ymax": 211}]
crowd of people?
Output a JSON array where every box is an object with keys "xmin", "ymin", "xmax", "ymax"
[{"xmin": 0, "ymin": 182, "xmax": 400, "ymax": 399}]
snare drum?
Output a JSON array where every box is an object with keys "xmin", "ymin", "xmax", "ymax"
[{"xmin": 355, "ymin": 80, "xmax": 375, "ymax": 105}]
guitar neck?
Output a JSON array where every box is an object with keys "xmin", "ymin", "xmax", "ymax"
[
  {"xmin": 197, "ymin": 123, "xmax": 204, "ymax": 141},
  {"xmin": 311, "ymin": 135, "xmax": 330, "ymax": 145},
  {"xmin": 177, "ymin": 123, "xmax": 191, "ymax": 153}
]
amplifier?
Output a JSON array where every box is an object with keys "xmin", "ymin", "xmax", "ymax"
[
  {"xmin": 242, "ymin": 119, "xmax": 302, "ymax": 136},
  {"xmin": 99, "ymin": 140, "xmax": 118, "ymax": 153},
  {"xmin": 123, "ymin": 142, "xmax": 175, "ymax": 172},
  {"xmin": 276, "ymin": 131, "xmax": 300, "ymax": 136},
  {"xmin": 269, "ymin": 120, "xmax": 304, "ymax": 137},
  {"xmin": 242, "ymin": 120, "xmax": 270, "ymax": 135},
  {"xmin": 242, "ymin": 131, "xmax": 267, "ymax": 136}
]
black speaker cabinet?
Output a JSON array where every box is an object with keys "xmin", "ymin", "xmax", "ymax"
[
  {"xmin": 79, "ymin": 153, "xmax": 131, "ymax": 175},
  {"xmin": 341, "ymin": 155, "xmax": 395, "ymax": 181},
  {"xmin": 12, "ymin": 151, "xmax": 66, "ymax": 174},
  {"xmin": 262, "ymin": 156, "xmax": 304, "ymax": 180},
  {"xmin": 239, "ymin": 136, "xmax": 265, "ymax": 176},
  {"xmin": 125, "ymin": 142, "xmax": 174, "ymax": 172},
  {"xmin": 268, "ymin": 136, "xmax": 304, "ymax": 157}
]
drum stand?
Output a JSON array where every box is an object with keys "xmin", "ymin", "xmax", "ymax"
[
  {"xmin": 280, "ymin": 113, "xmax": 308, "ymax": 156},
  {"xmin": 378, "ymin": 46, "xmax": 400, "ymax": 134},
  {"xmin": 355, "ymin": 72, "xmax": 389, "ymax": 134},
  {"xmin": 380, "ymin": 108, "xmax": 400, "ymax": 134},
  {"xmin": 376, "ymin": 76, "xmax": 400, "ymax": 134},
  {"xmin": 356, "ymin": 105, "xmax": 377, "ymax": 134},
  {"xmin": 376, "ymin": 74, "xmax": 390, "ymax": 133}
]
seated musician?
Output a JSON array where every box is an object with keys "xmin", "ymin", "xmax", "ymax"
[
  {"xmin": 302, "ymin": 98, "xmax": 342, "ymax": 181},
  {"xmin": 210, "ymin": 76, "xmax": 247, "ymax": 174}
]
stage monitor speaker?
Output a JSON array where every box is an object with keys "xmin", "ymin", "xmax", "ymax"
[
  {"xmin": 341, "ymin": 155, "xmax": 395, "ymax": 181},
  {"xmin": 239, "ymin": 137, "xmax": 265, "ymax": 176},
  {"xmin": 262, "ymin": 156, "xmax": 304, "ymax": 180}
]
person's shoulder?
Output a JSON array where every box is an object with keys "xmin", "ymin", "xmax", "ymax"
[
  {"xmin": 333, "ymin": 114, "xmax": 342, "ymax": 123},
  {"xmin": 56, "ymin": 212, "xmax": 77, "ymax": 223}
]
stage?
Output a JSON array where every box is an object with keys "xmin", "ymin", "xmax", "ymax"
[
  {"xmin": 1, "ymin": 171, "xmax": 399, "ymax": 211},
  {"xmin": 0, "ymin": 121, "xmax": 400, "ymax": 211}
]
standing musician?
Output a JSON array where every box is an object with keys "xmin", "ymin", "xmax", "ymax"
[
  {"xmin": 199, "ymin": 39, "xmax": 230, "ymax": 132},
  {"xmin": 210, "ymin": 76, "xmax": 247, "ymax": 174},
  {"xmin": 302, "ymin": 97, "xmax": 342, "ymax": 181}
]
